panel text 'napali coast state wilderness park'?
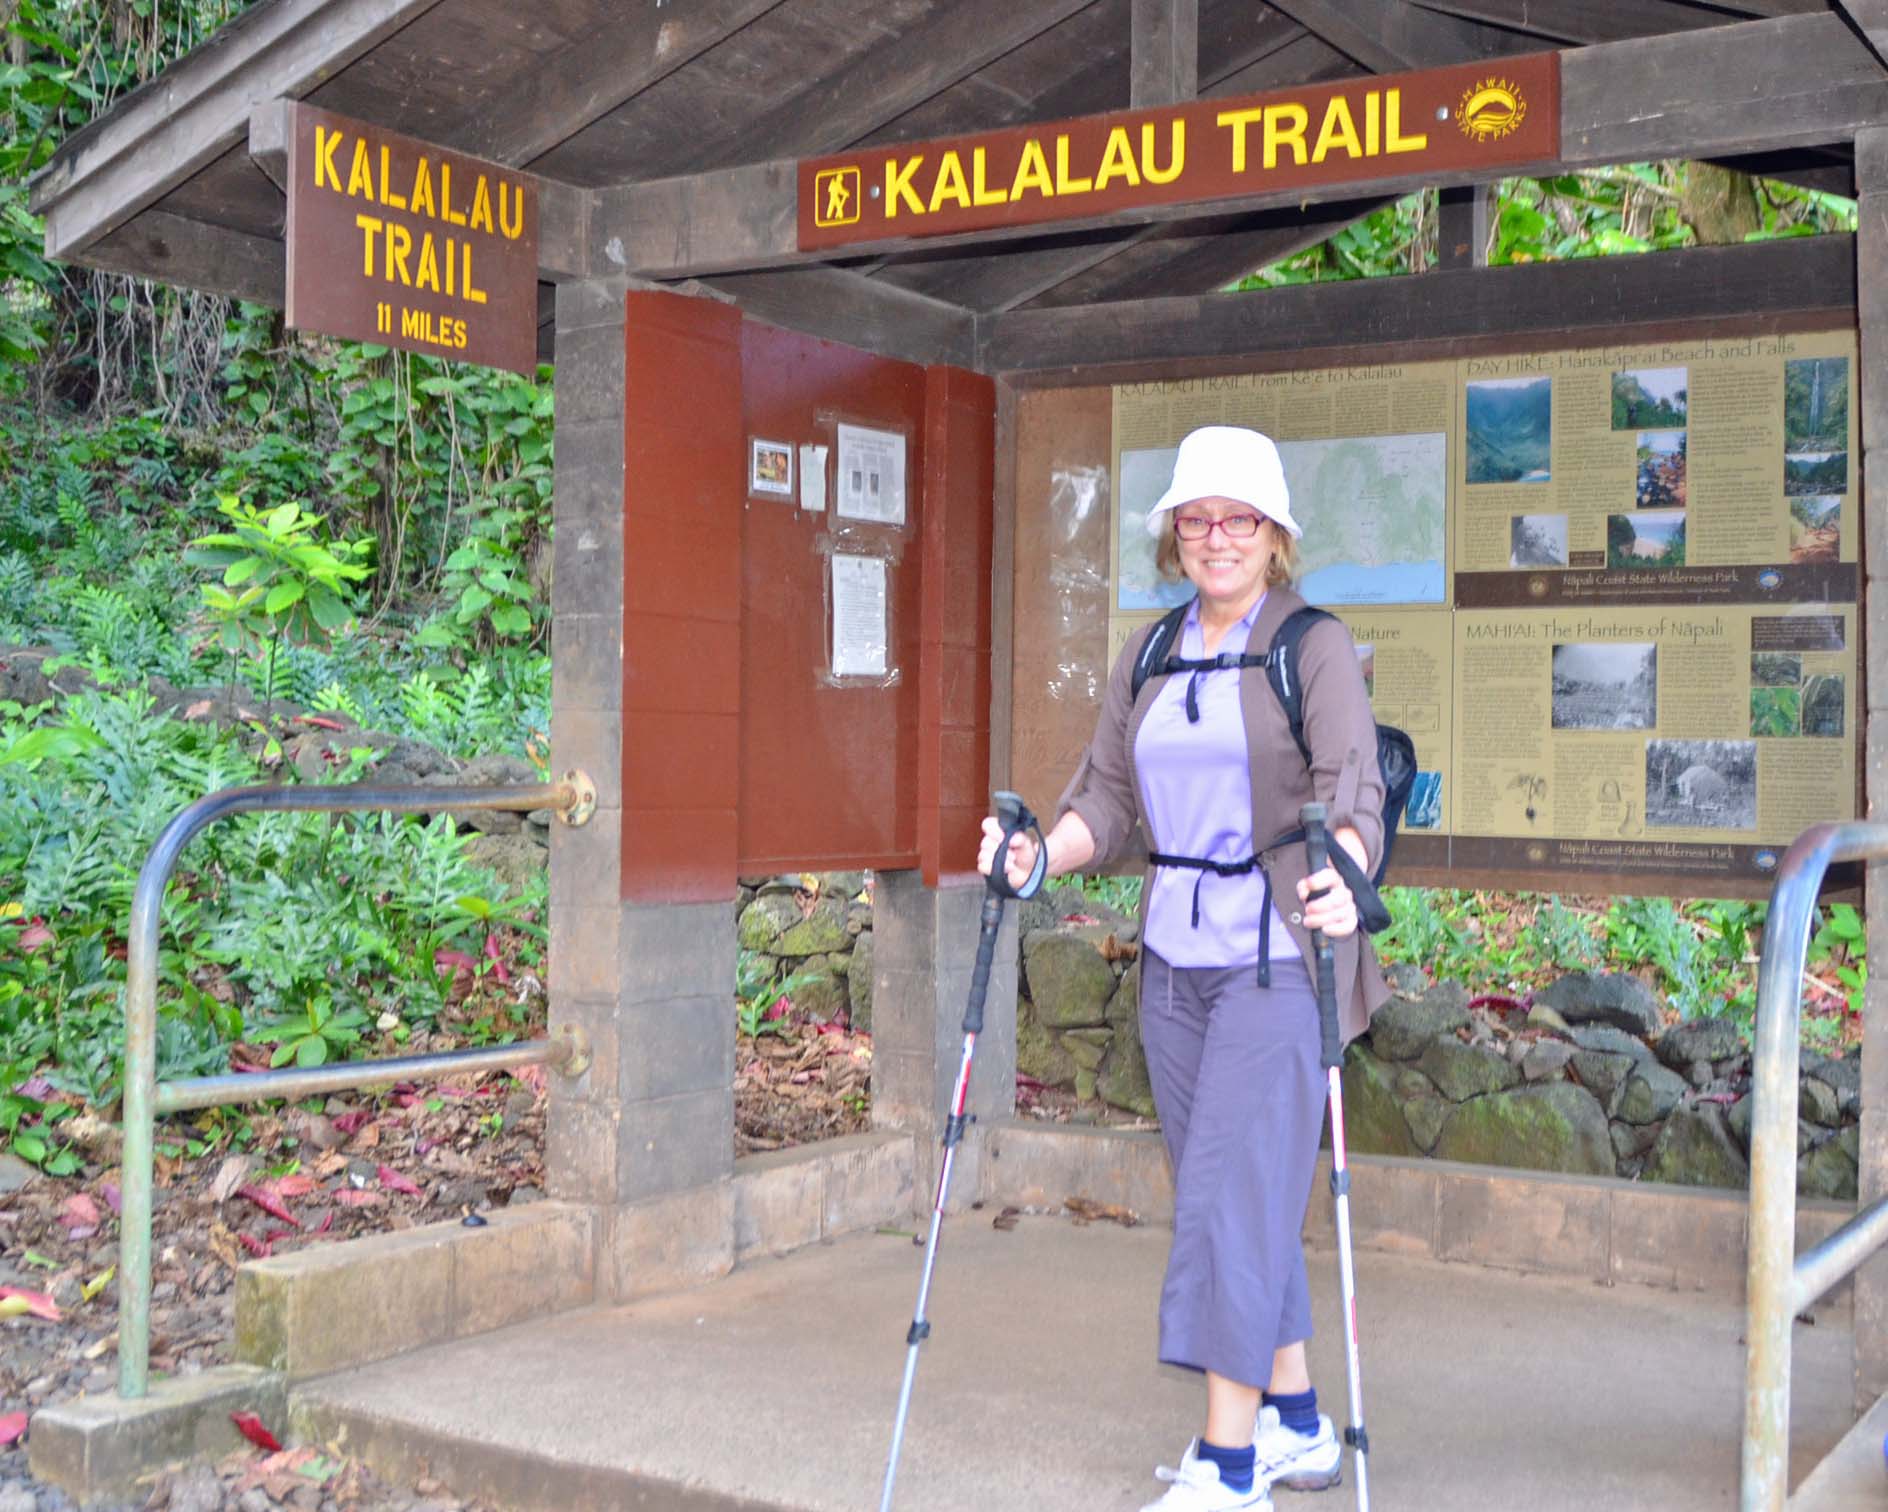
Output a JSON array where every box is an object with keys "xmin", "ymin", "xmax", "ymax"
[
  {"xmin": 286, "ymin": 104, "xmax": 539, "ymax": 375},
  {"xmin": 798, "ymin": 54, "xmax": 1558, "ymax": 251}
]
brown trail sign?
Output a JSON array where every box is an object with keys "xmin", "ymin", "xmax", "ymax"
[{"xmin": 285, "ymin": 103, "xmax": 539, "ymax": 375}]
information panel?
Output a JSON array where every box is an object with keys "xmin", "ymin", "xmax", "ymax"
[{"xmin": 1108, "ymin": 327, "xmax": 1860, "ymax": 889}]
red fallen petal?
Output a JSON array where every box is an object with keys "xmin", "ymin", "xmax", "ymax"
[
  {"xmin": 65, "ymin": 1226, "xmax": 97, "ymax": 1242},
  {"xmin": 273, "ymin": 1175, "xmax": 319, "ymax": 1198},
  {"xmin": 482, "ymin": 932, "xmax": 512, "ymax": 986},
  {"xmin": 262, "ymin": 1227, "xmax": 297, "ymax": 1244},
  {"xmin": 312, "ymin": 1212, "xmax": 335, "ymax": 1234},
  {"xmin": 0, "ymin": 1287, "xmax": 62, "ymax": 1322},
  {"xmin": 297, "ymin": 715, "xmax": 347, "ymax": 731},
  {"xmin": 15, "ymin": 1077, "xmax": 53, "ymax": 1100},
  {"xmin": 330, "ymin": 1111, "xmax": 373, "ymax": 1134},
  {"xmin": 513, "ymin": 1064, "xmax": 546, "ymax": 1094},
  {"xmin": 17, "ymin": 922, "xmax": 53, "ymax": 951},
  {"xmin": 229, "ymin": 1411, "xmax": 283, "ymax": 1452},
  {"xmin": 60, "ymin": 1193, "xmax": 101, "ymax": 1230},
  {"xmin": 0, "ymin": 1411, "xmax": 26, "ymax": 1446},
  {"xmin": 236, "ymin": 1185, "xmax": 302, "ymax": 1228},
  {"xmin": 376, "ymin": 1164, "xmax": 423, "ymax": 1197},
  {"xmin": 237, "ymin": 1232, "xmax": 272, "ymax": 1259},
  {"xmin": 100, "ymin": 1182, "xmax": 122, "ymax": 1214},
  {"xmin": 1060, "ymin": 912, "xmax": 1100, "ymax": 926},
  {"xmin": 433, "ymin": 949, "xmax": 477, "ymax": 972},
  {"xmin": 414, "ymin": 1137, "xmax": 436, "ymax": 1156}
]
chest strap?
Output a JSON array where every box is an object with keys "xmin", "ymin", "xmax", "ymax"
[{"xmin": 1152, "ymin": 650, "xmax": 1269, "ymax": 723}]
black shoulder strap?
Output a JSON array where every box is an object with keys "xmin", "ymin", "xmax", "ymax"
[
  {"xmin": 1129, "ymin": 602, "xmax": 1191, "ymax": 704},
  {"xmin": 1264, "ymin": 605, "xmax": 1338, "ymax": 770}
]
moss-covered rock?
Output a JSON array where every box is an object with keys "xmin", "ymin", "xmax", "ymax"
[
  {"xmin": 1340, "ymin": 1043, "xmax": 1419, "ymax": 1156},
  {"xmin": 1017, "ymin": 1002, "xmax": 1079, "ymax": 1089},
  {"xmin": 1654, "ymin": 1016, "xmax": 1744, "ymax": 1069},
  {"xmin": 737, "ymin": 893, "xmax": 803, "ymax": 952},
  {"xmin": 1402, "ymin": 1096, "xmax": 1450, "ymax": 1154},
  {"xmin": 1061, "ymin": 1028, "xmax": 1112, "ymax": 1071},
  {"xmin": 1367, "ymin": 984, "xmax": 1470, "ymax": 1062},
  {"xmin": 1023, "ymin": 930, "xmax": 1117, "ymax": 1029},
  {"xmin": 1615, "ymin": 1062, "xmax": 1688, "ymax": 1125},
  {"xmin": 1098, "ymin": 1027, "xmax": 1157, "ymax": 1118},
  {"xmin": 1417, "ymin": 1039, "xmax": 1520, "ymax": 1102},
  {"xmin": 774, "ymin": 898, "xmax": 852, "ymax": 957},
  {"xmin": 1643, "ymin": 1105, "xmax": 1749, "ymax": 1191},
  {"xmin": 1431, "ymin": 1082, "xmax": 1613, "ymax": 1175},
  {"xmin": 847, "ymin": 931, "xmax": 874, "ymax": 1033},
  {"xmin": 1534, "ymin": 973, "xmax": 1662, "ymax": 1037}
]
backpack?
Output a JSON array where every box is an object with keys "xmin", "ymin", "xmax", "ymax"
[{"xmin": 1129, "ymin": 602, "xmax": 1417, "ymax": 890}]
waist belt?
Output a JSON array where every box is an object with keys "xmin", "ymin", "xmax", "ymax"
[{"xmin": 1147, "ymin": 849, "xmax": 1289, "ymax": 988}]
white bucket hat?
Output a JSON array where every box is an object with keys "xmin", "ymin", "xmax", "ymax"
[{"xmin": 1144, "ymin": 425, "xmax": 1300, "ymax": 539}]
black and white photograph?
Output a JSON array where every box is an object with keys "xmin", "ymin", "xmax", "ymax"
[
  {"xmin": 1509, "ymin": 513, "xmax": 1568, "ymax": 568},
  {"xmin": 1802, "ymin": 674, "xmax": 1845, "ymax": 738},
  {"xmin": 1551, "ymin": 642, "xmax": 1657, "ymax": 731},
  {"xmin": 1645, "ymin": 739, "xmax": 1758, "ymax": 831}
]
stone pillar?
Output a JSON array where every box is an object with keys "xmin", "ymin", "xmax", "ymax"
[
  {"xmin": 871, "ymin": 869, "xmax": 1018, "ymax": 1212},
  {"xmin": 1856, "ymin": 126, "xmax": 1888, "ymax": 1409},
  {"xmin": 547, "ymin": 278, "xmax": 739, "ymax": 1299}
]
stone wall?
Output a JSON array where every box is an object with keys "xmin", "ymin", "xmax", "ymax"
[{"xmin": 735, "ymin": 874, "xmax": 875, "ymax": 1029}]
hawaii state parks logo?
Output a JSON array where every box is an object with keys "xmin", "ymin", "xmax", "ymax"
[{"xmin": 1457, "ymin": 78, "xmax": 1528, "ymax": 143}]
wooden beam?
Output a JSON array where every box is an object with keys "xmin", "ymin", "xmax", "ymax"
[
  {"xmin": 1263, "ymin": 0, "xmax": 1531, "ymax": 70},
  {"xmin": 442, "ymin": 0, "xmax": 792, "ymax": 169},
  {"xmin": 1020, "ymin": 199, "xmax": 1390, "ymax": 304},
  {"xmin": 661, "ymin": 0, "xmax": 1097, "ymax": 175},
  {"xmin": 1132, "ymin": 0, "xmax": 1199, "ymax": 106},
  {"xmin": 698, "ymin": 266, "xmax": 978, "ymax": 366},
  {"xmin": 979, "ymin": 233, "xmax": 1854, "ymax": 373},
  {"xmin": 1836, "ymin": 0, "xmax": 1888, "ymax": 70},
  {"xmin": 1563, "ymin": 12, "xmax": 1888, "ymax": 163},
  {"xmin": 74, "ymin": 208, "xmax": 284, "ymax": 306},
  {"xmin": 1409, "ymin": 0, "xmax": 1740, "ymax": 43},
  {"xmin": 29, "ymin": 0, "xmax": 446, "ymax": 260}
]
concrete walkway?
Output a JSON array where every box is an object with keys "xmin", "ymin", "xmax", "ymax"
[{"xmin": 294, "ymin": 1215, "xmax": 1859, "ymax": 1511}]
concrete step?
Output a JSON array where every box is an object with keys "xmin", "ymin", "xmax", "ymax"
[
  {"xmin": 1792, "ymin": 1391, "xmax": 1888, "ymax": 1510},
  {"xmin": 290, "ymin": 1216, "xmax": 1858, "ymax": 1512}
]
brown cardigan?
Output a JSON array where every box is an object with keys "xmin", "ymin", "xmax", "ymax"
[{"xmin": 1056, "ymin": 587, "xmax": 1391, "ymax": 1045}]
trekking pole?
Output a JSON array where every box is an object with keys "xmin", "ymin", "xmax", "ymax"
[
  {"xmin": 879, "ymin": 790, "xmax": 1046, "ymax": 1512},
  {"xmin": 1302, "ymin": 802, "xmax": 1371, "ymax": 1512}
]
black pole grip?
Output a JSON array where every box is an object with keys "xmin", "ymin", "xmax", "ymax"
[
  {"xmin": 962, "ymin": 892, "xmax": 1004, "ymax": 1035},
  {"xmin": 1301, "ymin": 802, "xmax": 1342, "ymax": 1073}
]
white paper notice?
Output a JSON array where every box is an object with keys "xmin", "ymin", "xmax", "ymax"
[
  {"xmin": 831, "ymin": 553, "xmax": 888, "ymax": 678},
  {"xmin": 835, "ymin": 423, "xmax": 907, "ymax": 526},
  {"xmin": 799, "ymin": 444, "xmax": 828, "ymax": 512}
]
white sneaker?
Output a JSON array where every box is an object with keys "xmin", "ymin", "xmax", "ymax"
[
  {"xmin": 1252, "ymin": 1406, "xmax": 1343, "ymax": 1491},
  {"xmin": 1141, "ymin": 1440, "xmax": 1272, "ymax": 1511}
]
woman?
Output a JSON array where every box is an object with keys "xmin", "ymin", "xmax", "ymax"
[{"xmin": 979, "ymin": 425, "xmax": 1389, "ymax": 1512}]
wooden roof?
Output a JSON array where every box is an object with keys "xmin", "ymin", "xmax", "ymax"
[{"xmin": 27, "ymin": 0, "xmax": 1874, "ymax": 364}]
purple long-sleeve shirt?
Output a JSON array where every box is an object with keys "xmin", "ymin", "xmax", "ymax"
[{"xmin": 1135, "ymin": 597, "xmax": 1302, "ymax": 969}]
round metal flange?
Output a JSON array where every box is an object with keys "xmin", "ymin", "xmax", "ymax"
[
  {"xmin": 557, "ymin": 768, "xmax": 598, "ymax": 827},
  {"xmin": 552, "ymin": 1022, "xmax": 592, "ymax": 1078}
]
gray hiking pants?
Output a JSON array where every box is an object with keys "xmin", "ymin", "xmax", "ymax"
[{"xmin": 1138, "ymin": 949, "xmax": 1326, "ymax": 1387}]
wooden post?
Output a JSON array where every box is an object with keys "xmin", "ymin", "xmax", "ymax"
[
  {"xmin": 1130, "ymin": 0, "xmax": 1197, "ymax": 108},
  {"xmin": 1436, "ymin": 184, "xmax": 1490, "ymax": 270},
  {"xmin": 1857, "ymin": 124, "xmax": 1888, "ymax": 1411}
]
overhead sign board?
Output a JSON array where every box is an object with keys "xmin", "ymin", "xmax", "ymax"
[
  {"xmin": 798, "ymin": 53, "xmax": 1558, "ymax": 252},
  {"xmin": 285, "ymin": 104, "xmax": 539, "ymax": 374}
]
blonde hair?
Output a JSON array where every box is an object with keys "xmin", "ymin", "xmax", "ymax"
[{"xmin": 1154, "ymin": 513, "xmax": 1298, "ymax": 588}]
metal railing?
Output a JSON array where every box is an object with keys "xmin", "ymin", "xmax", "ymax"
[
  {"xmin": 1744, "ymin": 821, "xmax": 1888, "ymax": 1510},
  {"xmin": 116, "ymin": 771, "xmax": 597, "ymax": 1399}
]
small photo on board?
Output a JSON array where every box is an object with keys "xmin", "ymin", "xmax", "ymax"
[
  {"xmin": 1509, "ymin": 514, "xmax": 1568, "ymax": 568},
  {"xmin": 1611, "ymin": 366, "xmax": 1687, "ymax": 430},
  {"xmin": 1803, "ymin": 674, "xmax": 1845, "ymax": 738},
  {"xmin": 1406, "ymin": 771, "xmax": 1443, "ymax": 830},
  {"xmin": 1466, "ymin": 377, "xmax": 1552, "ymax": 484},
  {"xmin": 1645, "ymin": 739, "xmax": 1758, "ymax": 831},
  {"xmin": 1635, "ymin": 431, "xmax": 1686, "ymax": 509},
  {"xmin": 1750, "ymin": 652, "xmax": 1801, "ymax": 687},
  {"xmin": 1552, "ymin": 642, "xmax": 1657, "ymax": 731},
  {"xmin": 1750, "ymin": 684, "xmax": 1800, "ymax": 738},
  {"xmin": 1785, "ymin": 449, "xmax": 1849, "ymax": 497},
  {"xmin": 1788, "ymin": 495, "xmax": 1841, "ymax": 562},
  {"xmin": 1606, "ymin": 509, "xmax": 1685, "ymax": 569},
  {"xmin": 1355, "ymin": 642, "xmax": 1375, "ymax": 700},
  {"xmin": 1785, "ymin": 356, "xmax": 1849, "ymax": 451},
  {"xmin": 750, "ymin": 437, "xmax": 793, "ymax": 497}
]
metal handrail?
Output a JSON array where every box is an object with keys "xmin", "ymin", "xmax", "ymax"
[
  {"xmin": 1743, "ymin": 820, "xmax": 1888, "ymax": 1510},
  {"xmin": 116, "ymin": 771, "xmax": 597, "ymax": 1399}
]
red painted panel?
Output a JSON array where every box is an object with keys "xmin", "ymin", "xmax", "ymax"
[
  {"xmin": 737, "ymin": 322, "xmax": 929, "ymax": 871},
  {"xmin": 621, "ymin": 291, "xmax": 743, "ymax": 902}
]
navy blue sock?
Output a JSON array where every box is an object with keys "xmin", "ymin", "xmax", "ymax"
[
  {"xmin": 1264, "ymin": 1387, "xmax": 1319, "ymax": 1437},
  {"xmin": 1197, "ymin": 1439, "xmax": 1256, "ymax": 1494}
]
